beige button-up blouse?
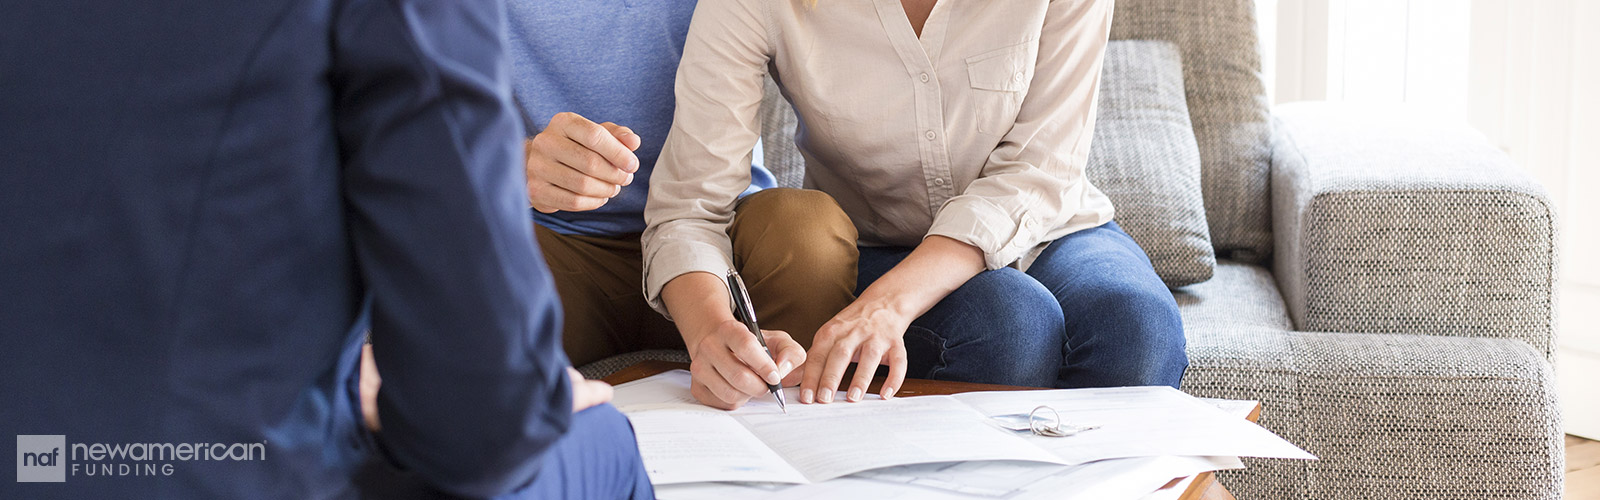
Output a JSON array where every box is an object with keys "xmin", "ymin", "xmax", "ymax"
[{"xmin": 642, "ymin": 0, "xmax": 1116, "ymax": 313}]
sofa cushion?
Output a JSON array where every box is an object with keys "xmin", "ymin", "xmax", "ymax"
[
  {"xmin": 1182, "ymin": 330, "xmax": 1562, "ymax": 500},
  {"xmin": 1110, "ymin": 0, "xmax": 1273, "ymax": 262},
  {"xmin": 758, "ymin": 75, "xmax": 806, "ymax": 189},
  {"xmin": 1089, "ymin": 40, "xmax": 1214, "ymax": 287},
  {"xmin": 1174, "ymin": 260, "xmax": 1291, "ymax": 333}
]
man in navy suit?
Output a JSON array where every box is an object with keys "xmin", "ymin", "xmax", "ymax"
[{"xmin": 0, "ymin": 0, "xmax": 651, "ymax": 498}]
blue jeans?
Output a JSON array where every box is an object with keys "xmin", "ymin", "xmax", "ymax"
[
  {"xmin": 858, "ymin": 221, "xmax": 1187, "ymax": 389},
  {"xmin": 357, "ymin": 404, "xmax": 653, "ymax": 499}
]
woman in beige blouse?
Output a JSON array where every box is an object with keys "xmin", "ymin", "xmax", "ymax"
[{"xmin": 643, "ymin": 0, "xmax": 1187, "ymax": 409}]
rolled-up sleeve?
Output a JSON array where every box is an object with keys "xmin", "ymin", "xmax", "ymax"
[
  {"xmin": 641, "ymin": 0, "xmax": 771, "ymax": 316},
  {"xmin": 332, "ymin": 0, "xmax": 572, "ymax": 497},
  {"xmin": 925, "ymin": 0, "xmax": 1114, "ymax": 270}
]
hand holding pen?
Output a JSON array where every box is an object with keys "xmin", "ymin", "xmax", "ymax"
[
  {"xmin": 727, "ymin": 270, "xmax": 788, "ymax": 413},
  {"xmin": 673, "ymin": 270, "xmax": 806, "ymax": 411}
]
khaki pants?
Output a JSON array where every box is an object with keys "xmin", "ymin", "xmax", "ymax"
[{"xmin": 535, "ymin": 188, "xmax": 859, "ymax": 367}]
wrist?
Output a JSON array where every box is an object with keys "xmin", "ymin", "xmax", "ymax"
[
  {"xmin": 855, "ymin": 279, "xmax": 921, "ymax": 320},
  {"xmin": 849, "ymin": 237, "xmax": 985, "ymax": 322},
  {"xmin": 845, "ymin": 289, "xmax": 917, "ymax": 330},
  {"xmin": 661, "ymin": 272, "xmax": 742, "ymax": 358}
]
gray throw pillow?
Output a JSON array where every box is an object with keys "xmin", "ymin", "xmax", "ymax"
[
  {"xmin": 1088, "ymin": 40, "xmax": 1215, "ymax": 287},
  {"xmin": 1111, "ymin": 0, "xmax": 1274, "ymax": 262}
]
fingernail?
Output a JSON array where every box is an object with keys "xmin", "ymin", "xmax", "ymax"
[
  {"xmin": 778, "ymin": 361, "xmax": 793, "ymax": 377},
  {"xmin": 624, "ymin": 173, "xmax": 634, "ymax": 185},
  {"xmin": 848, "ymin": 387, "xmax": 862, "ymax": 402},
  {"xmin": 801, "ymin": 389, "xmax": 814, "ymax": 404},
  {"xmin": 883, "ymin": 387, "xmax": 896, "ymax": 399},
  {"xmin": 819, "ymin": 391, "xmax": 833, "ymax": 403},
  {"xmin": 766, "ymin": 370, "xmax": 781, "ymax": 385},
  {"xmin": 613, "ymin": 185, "xmax": 622, "ymax": 197}
]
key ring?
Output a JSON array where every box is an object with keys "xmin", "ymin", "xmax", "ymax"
[
  {"xmin": 1027, "ymin": 405, "xmax": 1100, "ymax": 437},
  {"xmin": 1030, "ymin": 405, "xmax": 1069, "ymax": 437}
]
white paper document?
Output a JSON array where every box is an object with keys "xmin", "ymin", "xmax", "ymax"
[
  {"xmin": 626, "ymin": 410, "xmax": 806, "ymax": 484},
  {"xmin": 952, "ymin": 386, "xmax": 1314, "ymax": 465},
  {"xmin": 655, "ymin": 456, "xmax": 1244, "ymax": 500},
  {"xmin": 847, "ymin": 455, "xmax": 1242, "ymax": 500},
  {"xmin": 614, "ymin": 370, "xmax": 1312, "ymax": 488},
  {"xmin": 615, "ymin": 371, "xmax": 1063, "ymax": 485}
]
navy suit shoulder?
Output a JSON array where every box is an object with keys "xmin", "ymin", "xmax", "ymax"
[{"xmin": 0, "ymin": 0, "xmax": 570, "ymax": 498}]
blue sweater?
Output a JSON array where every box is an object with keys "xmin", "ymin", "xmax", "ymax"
[{"xmin": 506, "ymin": 0, "xmax": 775, "ymax": 237}]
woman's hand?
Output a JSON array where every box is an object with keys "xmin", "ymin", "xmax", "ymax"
[
  {"xmin": 801, "ymin": 299, "xmax": 911, "ymax": 404},
  {"xmin": 799, "ymin": 236, "xmax": 987, "ymax": 404},
  {"xmin": 688, "ymin": 320, "xmax": 806, "ymax": 410}
]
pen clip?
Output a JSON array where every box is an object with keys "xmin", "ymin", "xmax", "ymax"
[{"xmin": 726, "ymin": 270, "xmax": 759, "ymax": 327}]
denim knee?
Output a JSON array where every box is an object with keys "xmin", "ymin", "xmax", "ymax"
[
  {"xmin": 1073, "ymin": 280, "xmax": 1188, "ymax": 387},
  {"xmin": 908, "ymin": 268, "xmax": 1064, "ymax": 388}
]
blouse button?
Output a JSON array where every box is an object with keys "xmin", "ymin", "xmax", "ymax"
[
  {"xmin": 925, "ymin": 130, "xmax": 937, "ymax": 141},
  {"xmin": 933, "ymin": 178, "xmax": 946, "ymax": 186},
  {"xmin": 920, "ymin": 72, "xmax": 930, "ymax": 83},
  {"xmin": 1013, "ymin": 72, "xmax": 1024, "ymax": 83}
]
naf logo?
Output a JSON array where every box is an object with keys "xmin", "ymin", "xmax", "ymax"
[{"xmin": 17, "ymin": 435, "xmax": 66, "ymax": 483}]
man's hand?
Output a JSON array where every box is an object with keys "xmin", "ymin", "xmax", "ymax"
[
  {"xmin": 568, "ymin": 367, "xmax": 613, "ymax": 413},
  {"xmin": 360, "ymin": 344, "xmax": 382, "ymax": 432},
  {"xmin": 525, "ymin": 112, "xmax": 642, "ymax": 213},
  {"xmin": 361, "ymin": 347, "xmax": 614, "ymax": 429},
  {"xmin": 687, "ymin": 321, "xmax": 806, "ymax": 410}
]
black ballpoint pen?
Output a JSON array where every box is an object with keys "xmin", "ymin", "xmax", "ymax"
[{"xmin": 727, "ymin": 270, "xmax": 787, "ymax": 414}]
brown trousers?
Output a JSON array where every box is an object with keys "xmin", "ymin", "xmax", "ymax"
[{"xmin": 535, "ymin": 188, "xmax": 859, "ymax": 367}]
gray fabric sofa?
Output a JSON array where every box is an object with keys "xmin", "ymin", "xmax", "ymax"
[{"xmin": 579, "ymin": 1, "xmax": 1563, "ymax": 498}]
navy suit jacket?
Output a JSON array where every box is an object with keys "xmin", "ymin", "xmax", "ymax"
[{"xmin": 1, "ymin": 1, "xmax": 572, "ymax": 498}]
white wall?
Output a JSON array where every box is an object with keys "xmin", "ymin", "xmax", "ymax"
[
  {"xmin": 1468, "ymin": 0, "xmax": 1599, "ymax": 440},
  {"xmin": 1262, "ymin": 0, "xmax": 1600, "ymax": 439}
]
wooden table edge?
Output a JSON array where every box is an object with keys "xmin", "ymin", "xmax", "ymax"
[{"xmin": 603, "ymin": 360, "xmax": 1252, "ymax": 500}]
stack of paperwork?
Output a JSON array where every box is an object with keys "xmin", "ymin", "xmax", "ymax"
[{"xmin": 612, "ymin": 370, "xmax": 1313, "ymax": 500}]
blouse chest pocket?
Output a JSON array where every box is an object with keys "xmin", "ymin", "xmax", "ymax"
[{"xmin": 965, "ymin": 41, "xmax": 1035, "ymax": 137}]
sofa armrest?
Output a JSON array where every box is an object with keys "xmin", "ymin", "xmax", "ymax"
[{"xmin": 1270, "ymin": 102, "xmax": 1557, "ymax": 357}]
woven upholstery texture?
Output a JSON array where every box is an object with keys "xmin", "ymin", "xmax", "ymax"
[
  {"xmin": 1109, "ymin": 0, "xmax": 1274, "ymax": 262},
  {"xmin": 1088, "ymin": 41, "xmax": 1215, "ymax": 287},
  {"xmin": 757, "ymin": 75, "xmax": 806, "ymax": 189},
  {"xmin": 1183, "ymin": 331, "xmax": 1564, "ymax": 500},
  {"xmin": 1180, "ymin": 264, "xmax": 1563, "ymax": 500},
  {"xmin": 576, "ymin": 349, "xmax": 689, "ymax": 380},
  {"xmin": 1270, "ymin": 102, "xmax": 1558, "ymax": 357},
  {"xmin": 1174, "ymin": 261, "xmax": 1291, "ymax": 333}
]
